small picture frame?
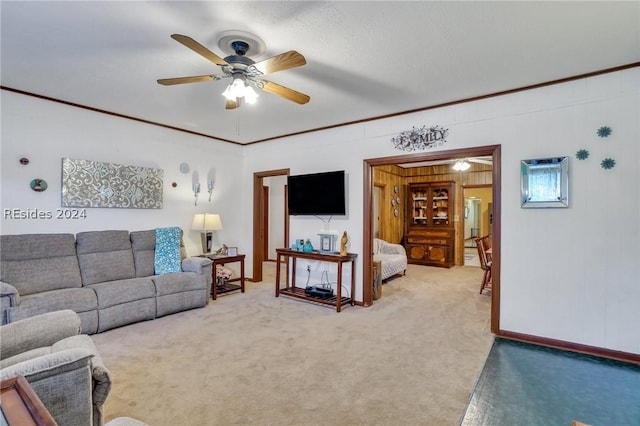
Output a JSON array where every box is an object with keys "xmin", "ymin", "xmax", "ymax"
[
  {"xmin": 227, "ymin": 247, "xmax": 238, "ymax": 256},
  {"xmin": 318, "ymin": 233, "xmax": 336, "ymax": 253}
]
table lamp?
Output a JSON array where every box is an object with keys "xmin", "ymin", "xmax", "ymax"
[{"xmin": 191, "ymin": 213, "xmax": 223, "ymax": 254}]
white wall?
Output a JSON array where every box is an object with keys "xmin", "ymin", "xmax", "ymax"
[
  {"xmin": 0, "ymin": 91, "xmax": 243, "ymax": 257},
  {"xmin": 263, "ymin": 175, "xmax": 286, "ymax": 259},
  {"xmin": 241, "ymin": 68, "xmax": 640, "ymax": 355},
  {"xmin": 2, "ymin": 68, "xmax": 638, "ymax": 355}
]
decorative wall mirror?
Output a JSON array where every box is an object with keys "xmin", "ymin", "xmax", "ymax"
[{"xmin": 521, "ymin": 156, "xmax": 569, "ymax": 208}]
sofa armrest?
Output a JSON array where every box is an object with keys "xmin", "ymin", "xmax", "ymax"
[
  {"xmin": 0, "ymin": 281, "xmax": 19, "ymax": 304},
  {"xmin": 380, "ymin": 242, "xmax": 406, "ymax": 256},
  {"xmin": 1, "ymin": 281, "xmax": 20, "ymax": 324},
  {"xmin": 182, "ymin": 256, "xmax": 213, "ymax": 274},
  {"xmin": 0, "ymin": 310, "xmax": 81, "ymax": 360},
  {"xmin": 0, "ymin": 348, "xmax": 96, "ymax": 426},
  {"xmin": 53, "ymin": 335, "xmax": 112, "ymax": 407},
  {"xmin": 0, "ymin": 347, "xmax": 92, "ymax": 382},
  {"xmin": 182, "ymin": 257, "xmax": 213, "ymax": 287}
]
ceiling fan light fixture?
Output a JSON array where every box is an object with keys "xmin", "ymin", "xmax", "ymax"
[
  {"xmin": 243, "ymin": 84, "xmax": 259, "ymax": 104},
  {"xmin": 221, "ymin": 84, "xmax": 235, "ymax": 101},
  {"xmin": 452, "ymin": 160, "xmax": 471, "ymax": 171},
  {"xmin": 230, "ymin": 77, "xmax": 246, "ymax": 97},
  {"xmin": 222, "ymin": 75, "xmax": 258, "ymax": 104}
]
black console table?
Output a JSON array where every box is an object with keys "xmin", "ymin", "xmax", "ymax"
[{"xmin": 275, "ymin": 248, "xmax": 357, "ymax": 312}]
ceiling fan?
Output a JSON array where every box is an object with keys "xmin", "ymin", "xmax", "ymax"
[{"xmin": 157, "ymin": 32, "xmax": 310, "ymax": 110}]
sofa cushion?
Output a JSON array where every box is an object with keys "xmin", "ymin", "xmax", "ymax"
[
  {"xmin": 0, "ymin": 234, "xmax": 82, "ymax": 295},
  {"xmin": 76, "ymin": 230, "xmax": 136, "ymax": 285},
  {"xmin": 12, "ymin": 288, "xmax": 98, "ymax": 317},
  {"xmin": 152, "ymin": 272, "xmax": 207, "ymax": 296},
  {"xmin": 87, "ymin": 277, "xmax": 155, "ymax": 308},
  {"xmin": 154, "ymin": 227, "xmax": 182, "ymax": 274},
  {"xmin": 130, "ymin": 230, "xmax": 156, "ymax": 277}
]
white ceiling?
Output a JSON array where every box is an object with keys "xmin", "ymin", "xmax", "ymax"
[{"xmin": 2, "ymin": 1, "xmax": 639, "ymax": 145}]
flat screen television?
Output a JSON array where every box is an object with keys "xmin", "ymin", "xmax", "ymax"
[{"xmin": 287, "ymin": 170, "xmax": 346, "ymax": 216}]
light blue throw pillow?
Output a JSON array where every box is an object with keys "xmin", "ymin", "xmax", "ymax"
[{"xmin": 155, "ymin": 227, "xmax": 182, "ymax": 274}]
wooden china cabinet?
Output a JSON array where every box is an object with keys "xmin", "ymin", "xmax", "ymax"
[{"xmin": 404, "ymin": 181, "xmax": 455, "ymax": 268}]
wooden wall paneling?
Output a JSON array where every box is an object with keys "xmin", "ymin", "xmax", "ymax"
[
  {"xmin": 373, "ymin": 166, "xmax": 405, "ymax": 244},
  {"xmin": 375, "ymin": 163, "xmax": 491, "ymax": 265},
  {"xmin": 400, "ymin": 164, "xmax": 492, "ymax": 266}
]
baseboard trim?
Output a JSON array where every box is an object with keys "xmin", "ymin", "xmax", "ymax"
[{"xmin": 497, "ymin": 330, "xmax": 640, "ymax": 365}]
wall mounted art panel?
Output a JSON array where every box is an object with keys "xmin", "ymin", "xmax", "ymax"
[{"xmin": 62, "ymin": 158, "xmax": 163, "ymax": 208}]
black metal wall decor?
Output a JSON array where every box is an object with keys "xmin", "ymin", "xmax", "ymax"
[{"xmin": 391, "ymin": 125, "xmax": 449, "ymax": 151}]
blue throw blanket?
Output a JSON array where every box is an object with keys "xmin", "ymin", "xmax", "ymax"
[{"xmin": 155, "ymin": 227, "xmax": 182, "ymax": 274}]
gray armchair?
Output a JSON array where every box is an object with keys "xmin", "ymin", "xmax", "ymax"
[{"xmin": 0, "ymin": 310, "xmax": 112, "ymax": 426}]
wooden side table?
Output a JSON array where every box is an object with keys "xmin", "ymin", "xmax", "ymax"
[
  {"xmin": 1, "ymin": 376, "xmax": 57, "ymax": 425},
  {"xmin": 200, "ymin": 254, "xmax": 245, "ymax": 300},
  {"xmin": 275, "ymin": 248, "xmax": 357, "ymax": 312}
]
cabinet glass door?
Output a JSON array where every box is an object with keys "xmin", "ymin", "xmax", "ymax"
[
  {"xmin": 410, "ymin": 186, "xmax": 429, "ymax": 225},
  {"xmin": 430, "ymin": 185, "xmax": 450, "ymax": 225}
]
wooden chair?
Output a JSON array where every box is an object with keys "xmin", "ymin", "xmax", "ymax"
[{"xmin": 475, "ymin": 236, "xmax": 492, "ymax": 294}]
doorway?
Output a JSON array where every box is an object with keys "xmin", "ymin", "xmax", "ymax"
[
  {"xmin": 363, "ymin": 145, "xmax": 501, "ymax": 333},
  {"xmin": 252, "ymin": 169, "xmax": 289, "ymax": 282},
  {"xmin": 463, "ymin": 185, "xmax": 493, "ymax": 266},
  {"xmin": 464, "ymin": 197, "xmax": 481, "ymax": 264}
]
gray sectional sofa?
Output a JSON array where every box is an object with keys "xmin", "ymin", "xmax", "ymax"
[{"xmin": 0, "ymin": 229, "xmax": 213, "ymax": 334}]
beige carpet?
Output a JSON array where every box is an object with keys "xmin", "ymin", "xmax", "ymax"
[{"xmin": 92, "ymin": 263, "xmax": 493, "ymax": 425}]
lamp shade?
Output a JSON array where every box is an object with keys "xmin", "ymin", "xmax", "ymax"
[{"xmin": 191, "ymin": 213, "xmax": 223, "ymax": 231}]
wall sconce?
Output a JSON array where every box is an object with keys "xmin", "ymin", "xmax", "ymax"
[
  {"xmin": 207, "ymin": 179, "xmax": 214, "ymax": 202},
  {"xmin": 193, "ymin": 183, "xmax": 200, "ymax": 205},
  {"xmin": 191, "ymin": 213, "xmax": 223, "ymax": 254}
]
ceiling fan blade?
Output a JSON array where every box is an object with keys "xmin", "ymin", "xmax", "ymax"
[
  {"xmin": 253, "ymin": 51, "xmax": 306, "ymax": 74},
  {"xmin": 225, "ymin": 99, "xmax": 239, "ymax": 110},
  {"xmin": 171, "ymin": 34, "xmax": 228, "ymax": 66},
  {"xmin": 260, "ymin": 80, "xmax": 310, "ymax": 105},
  {"xmin": 157, "ymin": 75, "xmax": 215, "ymax": 86}
]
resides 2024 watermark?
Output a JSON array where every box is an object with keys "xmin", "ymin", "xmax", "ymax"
[{"xmin": 4, "ymin": 208, "xmax": 87, "ymax": 220}]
